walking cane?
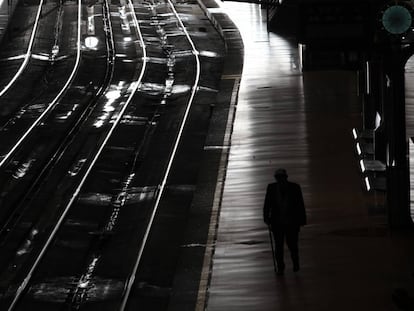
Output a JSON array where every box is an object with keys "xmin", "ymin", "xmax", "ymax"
[{"xmin": 267, "ymin": 225, "xmax": 277, "ymax": 272}]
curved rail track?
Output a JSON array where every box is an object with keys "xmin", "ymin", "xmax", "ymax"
[
  {"xmin": 0, "ymin": 0, "xmax": 82, "ymax": 167},
  {"xmin": 0, "ymin": 1, "xmax": 82, "ymax": 168},
  {"xmin": 0, "ymin": 0, "xmax": 146, "ymax": 308},
  {"xmin": 120, "ymin": 0, "xmax": 201, "ymax": 308},
  {"xmin": 0, "ymin": 0, "xmax": 211, "ymax": 308},
  {"xmin": 0, "ymin": 0, "xmax": 44, "ymax": 97},
  {"xmin": 0, "ymin": 0, "xmax": 84, "ymax": 242}
]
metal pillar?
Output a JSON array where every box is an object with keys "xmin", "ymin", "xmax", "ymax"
[{"xmin": 383, "ymin": 42, "xmax": 412, "ymax": 230}]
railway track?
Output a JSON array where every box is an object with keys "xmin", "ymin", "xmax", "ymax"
[
  {"xmin": 0, "ymin": 0, "xmax": 225, "ymax": 309},
  {"xmin": 0, "ymin": 0, "xmax": 81, "ymax": 166},
  {"xmin": 0, "ymin": 0, "xmax": 118, "ymax": 305},
  {"xmin": 0, "ymin": 0, "xmax": 110, "ymax": 239},
  {"xmin": 0, "ymin": 0, "xmax": 43, "ymax": 97}
]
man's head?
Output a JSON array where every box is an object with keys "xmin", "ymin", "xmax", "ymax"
[{"xmin": 274, "ymin": 168, "xmax": 288, "ymax": 183}]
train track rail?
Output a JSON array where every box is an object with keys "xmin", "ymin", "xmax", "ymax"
[
  {"xmin": 120, "ymin": 0, "xmax": 201, "ymax": 308},
  {"xmin": 0, "ymin": 0, "xmax": 81, "ymax": 167},
  {"xmin": 0, "ymin": 0, "xmax": 223, "ymax": 308},
  {"xmin": 0, "ymin": 0, "xmax": 146, "ymax": 308},
  {"xmin": 0, "ymin": 0, "xmax": 123, "ymax": 229},
  {"xmin": 0, "ymin": 0, "xmax": 43, "ymax": 97}
]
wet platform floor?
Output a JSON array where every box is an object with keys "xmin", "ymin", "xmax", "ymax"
[{"xmin": 204, "ymin": 2, "xmax": 414, "ymax": 311}]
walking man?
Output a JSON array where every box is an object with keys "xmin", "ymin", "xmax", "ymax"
[{"xmin": 263, "ymin": 168, "xmax": 306, "ymax": 275}]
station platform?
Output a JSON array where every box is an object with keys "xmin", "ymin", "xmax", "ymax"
[{"xmin": 197, "ymin": 2, "xmax": 414, "ymax": 311}]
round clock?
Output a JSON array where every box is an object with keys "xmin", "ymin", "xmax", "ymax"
[{"xmin": 381, "ymin": 5, "xmax": 413, "ymax": 35}]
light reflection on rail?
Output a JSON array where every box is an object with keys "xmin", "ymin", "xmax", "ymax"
[
  {"xmin": 119, "ymin": 0, "xmax": 201, "ymax": 309},
  {"xmin": 0, "ymin": 0, "xmax": 83, "ymax": 168},
  {"xmin": 4, "ymin": 0, "xmax": 148, "ymax": 309},
  {"xmin": 6, "ymin": 0, "xmax": 83, "ymax": 309},
  {"xmin": 0, "ymin": 0, "xmax": 43, "ymax": 97}
]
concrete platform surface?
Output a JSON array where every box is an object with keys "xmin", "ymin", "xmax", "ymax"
[{"xmin": 204, "ymin": 2, "xmax": 414, "ymax": 311}]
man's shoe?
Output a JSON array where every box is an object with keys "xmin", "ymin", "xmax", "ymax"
[{"xmin": 275, "ymin": 263, "xmax": 285, "ymax": 275}]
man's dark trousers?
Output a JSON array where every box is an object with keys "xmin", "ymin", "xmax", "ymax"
[{"xmin": 272, "ymin": 225, "xmax": 299, "ymax": 270}]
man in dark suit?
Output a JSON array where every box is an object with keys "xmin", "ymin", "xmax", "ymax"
[{"xmin": 263, "ymin": 168, "xmax": 306, "ymax": 275}]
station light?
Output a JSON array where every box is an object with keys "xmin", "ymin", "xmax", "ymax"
[
  {"xmin": 352, "ymin": 128, "xmax": 358, "ymax": 140},
  {"xmin": 356, "ymin": 142, "xmax": 362, "ymax": 156},
  {"xmin": 360, "ymin": 159, "xmax": 366, "ymax": 173},
  {"xmin": 365, "ymin": 176, "xmax": 371, "ymax": 191},
  {"xmin": 85, "ymin": 36, "xmax": 99, "ymax": 49},
  {"xmin": 380, "ymin": 1, "xmax": 414, "ymax": 36}
]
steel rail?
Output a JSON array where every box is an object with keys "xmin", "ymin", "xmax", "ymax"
[
  {"xmin": 0, "ymin": 0, "xmax": 44, "ymax": 97},
  {"xmin": 0, "ymin": 0, "xmax": 116, "ymax": 245},
  {"xmin": 119, "ymin": 0, "xmax": 201, "ymax": 309},
  {"xmin": 5, "ymin": 0, "xmax": 82, "ymax": 309},
  {"xmin": 5, "ymin": 0, "xmax": 147, "ymax": 309},
  {"xmin": 0, "ymin": 0, "xmax": 83, "ymax": 168}
]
